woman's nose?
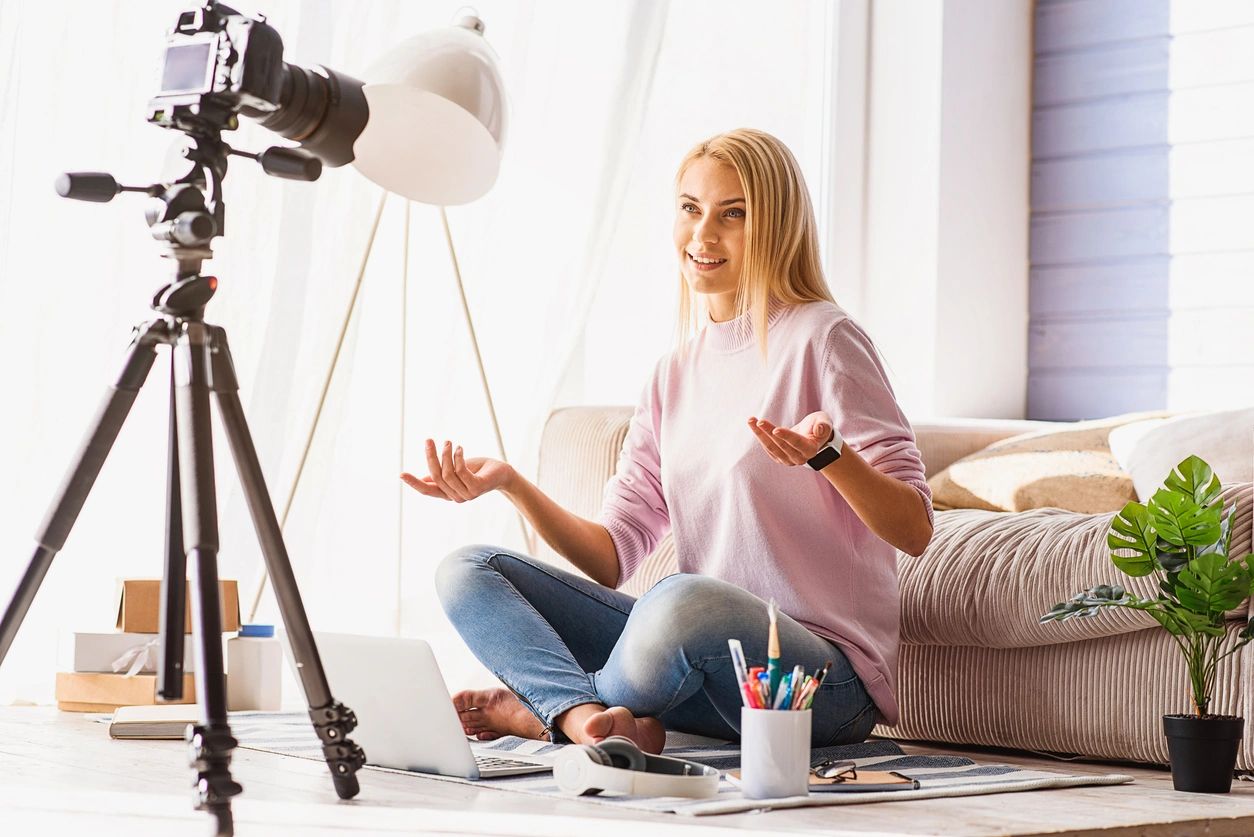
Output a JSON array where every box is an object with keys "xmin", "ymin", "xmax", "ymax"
[{"xmin": 692, "ymin": 217, "xmax": 718, "ymax": 243}]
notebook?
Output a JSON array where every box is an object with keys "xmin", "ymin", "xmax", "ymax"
[
  {"xmin": 726, "ymin": 768, "xmax": 920, "ymax": 793},
  {"xmin": 109, "ymin": 704, "xmax": 202, "ymax": 739}
]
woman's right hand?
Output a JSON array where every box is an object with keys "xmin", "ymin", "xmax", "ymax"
[{"xmin": 401, "ymin": 439, "xmax": 514, "ymax": 503}]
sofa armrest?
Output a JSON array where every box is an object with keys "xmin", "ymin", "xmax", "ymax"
[
  {"xmin": 900, "ymin": 483, "xmax": 1251, "ymax": 648},
  {"xmin": 911, "ymin": 417, "xmax": 1061, "ymax": 478}
]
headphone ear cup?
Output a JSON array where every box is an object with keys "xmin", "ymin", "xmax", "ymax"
[
  {"xmin": 595, "ymin": 736, "xmax": 648, "ymax": 772},
  {"xmin": 554, "ymin": 744, "xmax": 610, "ymax": 796}
]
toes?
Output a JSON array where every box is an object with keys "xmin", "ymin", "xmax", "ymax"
[{"xmin": 583, "ymin": 710, "xmax": 614, "ymax": 741}]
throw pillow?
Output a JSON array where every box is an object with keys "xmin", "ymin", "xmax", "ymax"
[
  {"xmin": 927, "ymin": 411, "xmax": 1171, "ymax": 514},
  {"xmin": 1107, "ymin": 407, "xmax": 1254, "ymax": 501}
]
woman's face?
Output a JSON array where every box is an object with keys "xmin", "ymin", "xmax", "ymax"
[{"xmin": 674, "ymin": 157, "xmax": 745, "ymax": 321}]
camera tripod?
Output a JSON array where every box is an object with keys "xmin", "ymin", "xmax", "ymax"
[{"xmin": 0, "ymin": 133, "xmax": 365, "ymax": 836}]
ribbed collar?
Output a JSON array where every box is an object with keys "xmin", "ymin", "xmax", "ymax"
[{"xmin": 704, "ymin": 297, "xmax": 791, "ymax": 353}]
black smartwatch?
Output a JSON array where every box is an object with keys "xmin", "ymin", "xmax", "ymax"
[{"xmin": 806, "ymin": 426, "xmax": 843, "ymax": 471}]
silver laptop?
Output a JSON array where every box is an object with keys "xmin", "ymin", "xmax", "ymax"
[{"xmin": 311, "ymin": 632, "xmax": 551, "ymax": 779}]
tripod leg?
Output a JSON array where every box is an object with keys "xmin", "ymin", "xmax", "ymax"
[
  {"xmin": 0, "ymin": 321, "xmax": 168, "ymax": 666},
  {"xmin": 205, "ymin": 325, "xmax": 365, "ymax": 800},
  {"xmin": 159, "ymin": 356, "xmax": 188, "ymax": 700},
  {"xmin": 173, "ymin": 322, "xmax": 241, "ymax": 836}
]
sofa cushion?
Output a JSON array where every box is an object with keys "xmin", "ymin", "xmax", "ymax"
[
  {"xmin": 899, "ymin": 483, "xmax": 1252, "ymax": 648},
  {"xmin": 1107, "ymin": 407, "xmax": 1254, "ymax": 502},
  {"xmin": 926, "ymin": 411, "xmax": 1170, "ymax": 514}
]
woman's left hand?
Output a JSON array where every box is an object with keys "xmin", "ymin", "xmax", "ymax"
[{"xmin": 748, "ymin": 411, "xmax": 835, "ymax": 467}]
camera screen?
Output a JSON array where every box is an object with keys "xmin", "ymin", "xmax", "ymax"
[{"xmin": 160, "ymin": 42, "xmax": 214, "ymax": 95}]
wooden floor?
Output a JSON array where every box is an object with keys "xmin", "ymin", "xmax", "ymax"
[{"xmin": 5, "ymin": 707, "xmax": 1254, "ymax": 836}]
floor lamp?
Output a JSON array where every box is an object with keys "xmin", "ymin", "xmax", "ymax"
[{"xmin": 246, "ymin": 13, "xmax": 535, "ymax": 624}]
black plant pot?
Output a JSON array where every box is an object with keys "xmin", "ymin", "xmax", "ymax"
[{"xmin": 1162, "ymin": 714, "xmax": 1244, "ymax": 793}]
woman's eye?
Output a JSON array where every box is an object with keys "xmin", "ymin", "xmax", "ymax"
[
  {"xmin": 681, "ymin": 203, "xmax": 697, "ymax": 212},
  {"xmin": 726, "ymin": 208, "xmax": 745, "ymax": 218}
]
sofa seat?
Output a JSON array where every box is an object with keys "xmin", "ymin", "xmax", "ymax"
[{"xmin": 536, "ymin": 407, "xmax": 1254, "ymax": 769}]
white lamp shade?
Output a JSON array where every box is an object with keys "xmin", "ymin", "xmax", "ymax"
[{"xmin": 352, "ymin": 16, "xmax": 508, "ymax": 205}]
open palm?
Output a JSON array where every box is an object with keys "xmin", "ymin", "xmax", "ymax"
[{"xmin": 401, "ymin": 439, "xmax": 512, "ymax": 503}]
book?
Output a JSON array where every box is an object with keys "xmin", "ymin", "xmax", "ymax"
[{"xmin": 109, "ymin": 704, "xmax": 202, "ymax": 739}]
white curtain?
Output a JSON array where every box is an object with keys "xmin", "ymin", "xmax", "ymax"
[{"xmin": 0, "ymin": 0, "xmax": 838, "ymax": 703}]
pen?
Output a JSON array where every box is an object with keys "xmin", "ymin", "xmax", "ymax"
[
  {"xmin": 728, "ymin": 639, "xmax": 754, "ymax": 708},
  {"xmin": 774, "ymin": 664, "xmax": 801, "ymax": 710},
  {"xmin": 788, "ymin": 665, "xmax": 803, "ymax": 709},
  {"xmin": 802, "ymin": 661, "xmax": 832, "ymax": 710},
  {"xmin": 795, "ymin": 677, "xmax": 817, "ymax": 710},
  {"xmin": 791, "ymin": 674, "xmax": 812, "ymax": 710},
  {"xmin": 757, "ymin": 670, "xmax": 770, "ymax": 707},
  {"xmin": 766, "ymin": 599, "xmax": 782, "ymax": 703}
]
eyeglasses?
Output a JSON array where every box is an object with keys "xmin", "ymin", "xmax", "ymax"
[{"xmin": 810, "ymin": 758, "xmax": 857, "ymax": 781}]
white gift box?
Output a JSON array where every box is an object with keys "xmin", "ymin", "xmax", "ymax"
[{"xmin": 72, "ymin": 631, "xmax": 215, "ymax": 674}]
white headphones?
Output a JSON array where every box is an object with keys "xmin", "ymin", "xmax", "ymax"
[{"xmin": 553, "ymin": 735, "xmax": 721, "ymax": 798}]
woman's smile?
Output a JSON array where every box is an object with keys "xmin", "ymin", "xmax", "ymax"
[{"xmin": 688, "ymin": 251, "xmax": 728, "ymax": 271}]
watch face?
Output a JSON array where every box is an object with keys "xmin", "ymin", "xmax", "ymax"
[{"xmin": 808, "ymin": 445, "xmax": 841, "ymax": 470}]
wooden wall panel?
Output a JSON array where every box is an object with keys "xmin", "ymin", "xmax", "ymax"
[{"xmin": 1028, "ymin": 0, "xmax": 1254, "ymax": 420}]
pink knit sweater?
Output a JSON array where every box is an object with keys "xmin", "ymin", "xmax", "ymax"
[{"xmin": 596, "ymin": 299, "xmax": 933, "ymax": 725}]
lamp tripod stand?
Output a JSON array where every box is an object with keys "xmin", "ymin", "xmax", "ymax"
[
  {"xmin": 245, "ymin": 190, "xmax": 537, "ymax": 625},
  {"xmin": 0, "ymin": 135, "xmax": 365, "ymax": 837}
]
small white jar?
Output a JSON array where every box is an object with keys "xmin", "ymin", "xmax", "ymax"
[{"xmin": 226, "ymin": 624, "xmax": 283, "ymax": 711}]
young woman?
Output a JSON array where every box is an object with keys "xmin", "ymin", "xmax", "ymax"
[{"xmin": 402, "ymin": 128, "xmax": 934, "ymax": 754}]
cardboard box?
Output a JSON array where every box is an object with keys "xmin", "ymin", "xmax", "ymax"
[
  {"xmin": 73, "ymin": 631, "xmax": 217, "ymax": 674},
  {"xmin": 55, "ymin": 671, "xmax": 200, "ymax": 712},
  {"xmin": 116, "ymin": 579, "xmax": 241, "ymax": 634}
]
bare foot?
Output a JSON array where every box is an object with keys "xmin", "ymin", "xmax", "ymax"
[
  {"xmin": 582, "ymin": 705, "xmax": 665, "ymax": 754},
  {"xmin": 451, "ymin": 688, "xmax": 546, "ymax": 741}
]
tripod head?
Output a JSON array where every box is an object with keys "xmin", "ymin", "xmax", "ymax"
[{"xmin": 55, "ymin": 0, "xmax": 368, "ymax": 318}]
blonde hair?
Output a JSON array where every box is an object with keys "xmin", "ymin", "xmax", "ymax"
[{"xmin": 674, "ymin": 128, "xmax": 835, "ymax": 360}]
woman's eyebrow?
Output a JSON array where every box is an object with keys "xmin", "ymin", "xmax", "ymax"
[{"xmin": 679, "ymin": 193, "xmax": 745, "ymax": 206}]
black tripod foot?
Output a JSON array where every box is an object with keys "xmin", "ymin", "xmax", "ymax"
[
  {"xmin": 187, "ymin": 723, "xmax": 243, "ymax": 834},
  {"xmin": 207, "ymin": 805, "xmax": 234, "ymax": 837},
  {"xmin": 310, "ymin": 700, "xmax": 366, "ymax": 798}
]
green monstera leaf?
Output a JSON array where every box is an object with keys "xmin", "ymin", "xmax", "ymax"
[
  {"xmin": 1175, "ymin": 553, "xmax": 1251, "ymax": 615},
  {"xmin": 1107, "ymin": 502, "xmax": 1157, "ymax": 576},
  {"xmin": 1149, "ymin": 488, "xmax": 1222, "ymax": 549},
  {"xmin": 1198, "ymin": 505, "xmax": 1233, "ymax": 559},
  {"xmin": 1164, "ymin": 455, "xmax": 1223, "ymax": 508}
]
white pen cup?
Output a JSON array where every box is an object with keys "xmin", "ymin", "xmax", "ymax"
[{"xmin": 739, "ymin": 707, "xmax": 811, "ymax": 798}]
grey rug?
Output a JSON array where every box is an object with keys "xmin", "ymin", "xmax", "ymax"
[{"xmin": 229, "ymin": 712, "xmax": 1134, "ymax": 816}]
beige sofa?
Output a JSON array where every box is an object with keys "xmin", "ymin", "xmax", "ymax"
[{"xmin": 534, "ymin": 407, "xmax": 1254, "ymax": 769}]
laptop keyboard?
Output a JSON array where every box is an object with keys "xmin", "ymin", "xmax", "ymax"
[{"xmin": 475, "ymin": 754, "xmax": 541, "ymax": 771}]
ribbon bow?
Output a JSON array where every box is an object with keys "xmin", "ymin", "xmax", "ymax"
[{"xmin": 111, "ymin": 637, "xmax": 161, "ymax": 677}]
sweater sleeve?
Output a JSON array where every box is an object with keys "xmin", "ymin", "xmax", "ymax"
[
  {"xmin": 821, "ymin": 319, "xmax": 934, "ymax": 531},
  {"xmin": 596, "ymin": 358, "xmax": 671, "ymax": 588}
]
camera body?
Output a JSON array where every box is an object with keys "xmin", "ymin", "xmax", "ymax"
[
  {"xmin": 147, "ymin": 1, "xmax": 368, "ymax": 167},
  {"xmin": 148, "ymin": 2, "xmax": 285, "ymax": 133}
]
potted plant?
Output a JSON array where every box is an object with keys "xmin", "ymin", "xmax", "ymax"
[{"xmin": 1041, "ymin": 455, "xmax": 1254, "ymax": 793}]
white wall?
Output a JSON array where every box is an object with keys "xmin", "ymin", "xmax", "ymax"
[{"xmin": 861, "ymin": 0, "xmax": 1032, "ymax": 420}]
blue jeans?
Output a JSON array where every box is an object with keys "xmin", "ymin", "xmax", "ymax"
[{"xmin": 435, "ymin": 544, "xmax": 878, "ymax": 747}]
